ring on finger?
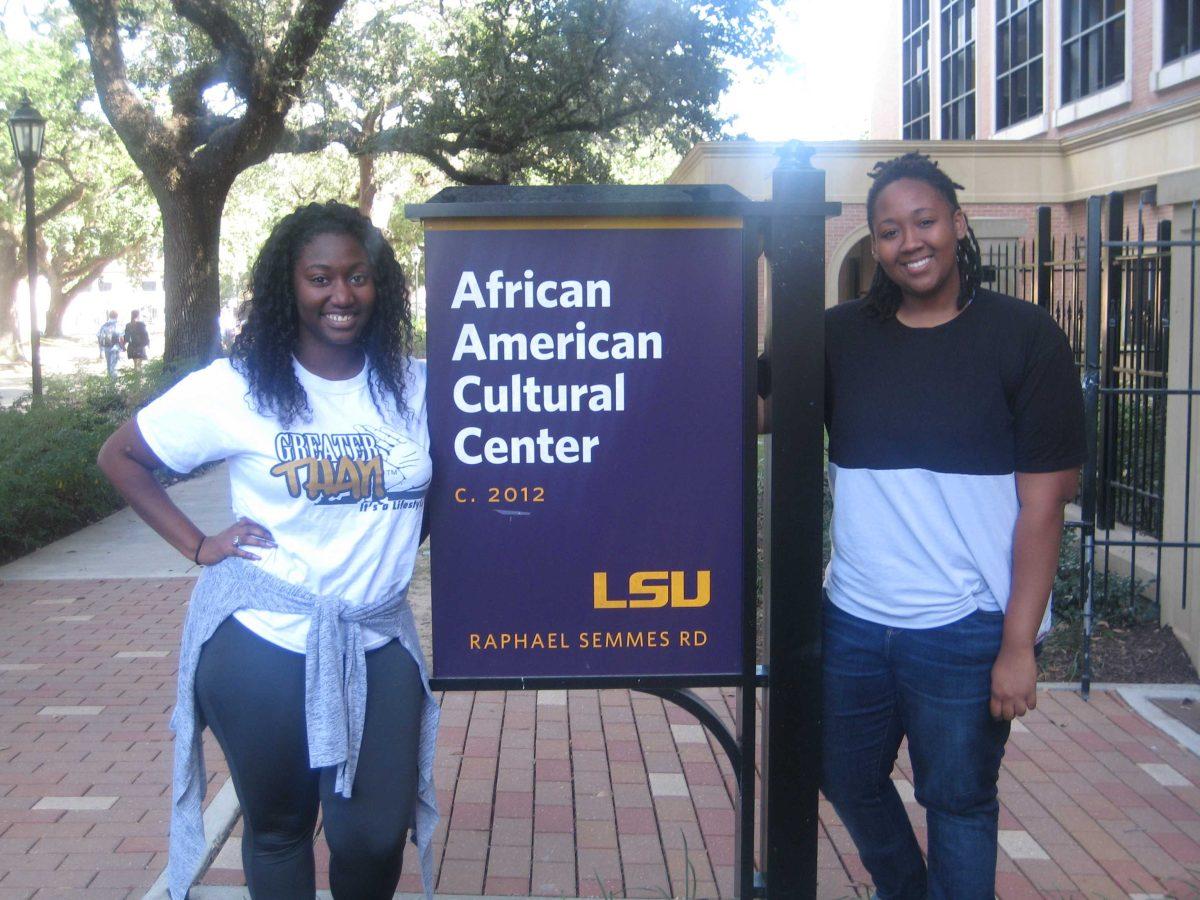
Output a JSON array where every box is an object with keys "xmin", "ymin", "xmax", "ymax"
[{"xmin": 233, "ymin": 535, "xmax": 240, "ymax": 547}]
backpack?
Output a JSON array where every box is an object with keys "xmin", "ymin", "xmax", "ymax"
[{"xmin": 100, "ymin": 323, "xmax": 119, "ymax": 349}]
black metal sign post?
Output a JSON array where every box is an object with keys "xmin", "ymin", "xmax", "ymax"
[
  {"xmin": 408, "ymin": 161, "xmax": 836, "ymax": 896},
  {"xmin": 758, "ymin": 146, "xmax": 833, "ymax": 898}
]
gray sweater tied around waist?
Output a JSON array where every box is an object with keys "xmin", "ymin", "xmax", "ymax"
[{"xmin": 167, "ymin": 557, "xmax": 439, "ymax": 900}]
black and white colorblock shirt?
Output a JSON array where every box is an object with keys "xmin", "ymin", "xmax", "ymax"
[{"xmin": 824, "ymin": 290, "xmax": 1085, "ymax": 632}]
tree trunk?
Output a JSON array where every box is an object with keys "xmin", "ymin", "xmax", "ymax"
[
  {"xmin": 0, "ymin": 235, "xmax": 21, "ymax": 360},
  {"xmin": 42, "ymin": 287, "xmax": 69, "ymax": 339},
  {"xmin": 44, "ymin": 255, "xmax": 122, "ymax": 339},
  {"xmin": 159, "ymin": 185, "xmax": 227, "ymax": 368},
  {"xmin": 357, "ymin": 153, "xmax": 377, "ymax": 218}
]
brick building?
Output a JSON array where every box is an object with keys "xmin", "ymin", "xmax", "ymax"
[{"xmin": 669, "ymin": 0, "xmax": 1200, "ymax": 668}]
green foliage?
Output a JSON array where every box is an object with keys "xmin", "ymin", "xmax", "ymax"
[
  {"xmin": 0, "ymin": 362, "xmax": 181, "ymax": 565},
  {"xmin": 1106, "ymin": 397, "xmax": 1167, "ymax": 537},
  {"xmin": 1049, "ymin": 526, "xmax": 1156, "ymax": 628},
  {"xmin": 342, "ymin": 0, "xmax": 777, "ymax": 184},
  {"xmin": 1035, "ymin": 527, "xmax": 1156, "ymax": 681},
  {"xmin": 0, "ymin": 21, "xmax": 159, "ymax": 336},
  {"xmin": 412, "ymin": 319, "xmax": 427, "ymax": 358}
]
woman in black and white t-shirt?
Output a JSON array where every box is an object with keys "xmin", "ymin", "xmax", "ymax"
[
  {"xmin": 99, "ymin": 202, "xmax": 438, "ymax": 900},
  {"xmin": 821, "ymin": 154, "xmax": 1084, "ymax": 900}
]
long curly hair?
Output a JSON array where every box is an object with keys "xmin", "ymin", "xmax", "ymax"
[
  {"xmin": 863, "ymin": 151, "xmax": 983, "ymax": 319},
  {"xmin": 230, "ymin": 201, "xmax": 414, "ymax": 428}
]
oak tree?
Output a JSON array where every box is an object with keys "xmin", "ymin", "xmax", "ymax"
[{"xmin": 69, "ymin": 0, "xmax": 773, "ymax": 364}]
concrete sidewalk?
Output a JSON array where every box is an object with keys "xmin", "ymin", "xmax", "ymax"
[{"xmin": 1, "ymin": 469, "xmax": 1199, "ymax": 898}]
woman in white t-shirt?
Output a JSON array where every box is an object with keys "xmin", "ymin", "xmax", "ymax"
[{"xmin": 98, "ymin": 202, "xmax": 438, "ymax": 900}]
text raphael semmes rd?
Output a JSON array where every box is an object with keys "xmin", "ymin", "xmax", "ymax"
[{"xmin": 469, "ymin": 630, "xmax": 710, "ymax": 651}]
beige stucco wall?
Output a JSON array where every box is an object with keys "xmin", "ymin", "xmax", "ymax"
[
  {"xmin": 672, "ymin": 99, "xmax": 1200, "ymax": 300},
  {"xmin": 677, "ymin": 98, "xmax": 1200, "ymax": 203},
  {"xmin": 1157, "ymin": 170, "xmax": 1200, "ymax": 667}
]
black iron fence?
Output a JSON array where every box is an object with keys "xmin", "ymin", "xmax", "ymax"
[
  {"xmin": 1079, "ymin": 195, "xmax": 1200, "ymax": 693},
  {"xmin": 980, "ymin": 199, "xmax": 1199, "ymax": 691},
  {"xmin": 1098, "ymin": 196, "xmax": 1171, "ymax": 538},
  {"xmin": 981, "ymin": 238, "xmax": 1036, "ymax": 301},
  {"xmin": 1044, "ymin": 234, "xmax": 1089, "ymax": 374},
  {"xmin": 983, "ymin": 204, "xmax": 1169, "ymax": 539}
]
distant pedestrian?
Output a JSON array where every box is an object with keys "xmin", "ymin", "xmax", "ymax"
[
  {"xmin": 96, "ymin": 310, "xmax": 123, "ymax": 380},
  {"xmin": 124, "ymin": 310, "xmax": 150, "ymax": 371}
]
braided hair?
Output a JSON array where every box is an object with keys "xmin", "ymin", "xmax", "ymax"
[
  {"xmin": 230, "ymin": 201, "xmax": 414, "ymax": 428},
  {"xmin": 863, "ymin": 151, "xmax": 983, "ymax": 319}
]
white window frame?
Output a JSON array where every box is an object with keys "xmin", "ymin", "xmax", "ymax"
[
  {"xmin": 994, "ymin": 0, "xmax": 1050, "ymax": 138},
  {"xmin": 939, "ymin": 0, "xmax": 978, "ymax": 140},
  {"xmin": 1151, "ymin": 0, "xmax": 1200, "ymax": 91},
  {"xmin": 1053, "ymin": 0, "xmax": 1133, "ymax": 128},
  {"xmin": 930, "ymin": 0, "xmax": 943, "ymax": 137},
  {"xmin": 901, "ymin": 0, "xmax": 935, "ymax": 139},
  {"xmin": 994, "ymin": 111, "xmax": 1050, "ymax": 139}
]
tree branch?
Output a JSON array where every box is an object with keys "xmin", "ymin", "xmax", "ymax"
[
  {"xmin": 33, "ymin": 184, "xmax": 87, "ymax": 230},
  {"xmin": 265, "ymin": 0, "xmax": 347, "ymax": 102},
  {"xmin": 274, "ymin": 121, "xmax": 357, "ymax": 154},
  {"xmin": 360, "ymin": 96, "xmax": 656, "ymax": 165},
  {"xmin": 192, "ymin": 0, "xmax": 347, "ymax": 179},
  {"xmin": 168, "ymin": 60, "xmax": 221, "ymax": 123},
  {"xmin": 66, "ymin": 0, "xmax": 182, "ymax": 186},
  {"xmin": 62, "ymin": 250, "xmax": 133, "ymax": 302},
  {"xmin": 170, "ymin": 0, "xmax": 260, "ymax": 99}
]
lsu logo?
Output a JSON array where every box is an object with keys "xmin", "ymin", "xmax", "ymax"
[{"xmin": 593, "ymin": 570, "xmax": 711, "ymax": 609}]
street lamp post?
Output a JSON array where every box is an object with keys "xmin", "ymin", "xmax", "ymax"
[{"xmin": 8, "ymin": 96, "xmax": 46, "ymax": 399}]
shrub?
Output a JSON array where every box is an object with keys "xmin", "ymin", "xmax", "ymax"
[
  {"xmin": 413, "ymin": 320, "xmax": 427, "ymax": 358},
  {"xmin": 0, "ymin": 362, "xmax": 184, "ymax": 565},
  {"xmin": 1050, "ymin": 526, "xmax": 1155, "ymax": 629},
  {"xmin": 1037, "ymin": 525, "xmax": 1156, "ymax": 680}
]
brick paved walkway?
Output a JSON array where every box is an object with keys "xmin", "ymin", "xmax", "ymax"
[{"xmin": 1, "ymin": 573, "xmax": 1199, "ymax": 897}]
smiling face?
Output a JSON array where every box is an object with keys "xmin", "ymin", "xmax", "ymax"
[
  {"xmin": 870, "ymin": 177, "xmax": 967, "ymax": 309},
  {"xmin": 292, "ymin": 231, "xmax": 376, "ymax": 372}
]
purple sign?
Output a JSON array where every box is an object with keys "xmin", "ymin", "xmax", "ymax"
[{"xmin": 425, "ymin": 220, "xmax": 744, "ymax": 678}]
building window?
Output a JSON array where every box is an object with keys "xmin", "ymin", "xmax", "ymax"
[
  {"xmin": 903, "ymin": 0, "xmax": 931, "ymax": 139},
  {"xmin": 996, "ymin": 0, "xmax": 1043, "ymax": 130},
  {"xmin": 940, "ymin": 0, "xmax": 976, "ymax": 139},
  {"xmin": 1165, "ymin": 0, "xmax": 1200, "ymax": 64},
  {"xmin": 1061, "ymin": 0, "xmax": 1125, "ymax": 103}
]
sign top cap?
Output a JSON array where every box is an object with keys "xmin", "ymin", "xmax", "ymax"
[{"xmin": 405, "ymin": 183, "xmax": 753, "ymax": 221}]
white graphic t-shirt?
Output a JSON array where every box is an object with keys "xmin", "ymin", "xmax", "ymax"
[{"xmin": 137, "ymin": 356, "xmax": 431, "ymax": 651}]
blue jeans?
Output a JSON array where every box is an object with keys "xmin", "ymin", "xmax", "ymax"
[
  {"xmin": 821, "ymin": 599, "xmax": 1011, "ymax": 900},
  {"xmin": 104, "ymin": 346, "xmax": 120, "ymax": 380}
]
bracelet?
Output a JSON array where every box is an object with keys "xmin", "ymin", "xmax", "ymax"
[{"xmin": 192, "ymin": 537, "xmax": 206, "ymax": 566}]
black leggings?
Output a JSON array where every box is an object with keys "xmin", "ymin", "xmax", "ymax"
[{"xmin": 195, "ymin": 616, "xmax": 423, "ymax": 899}]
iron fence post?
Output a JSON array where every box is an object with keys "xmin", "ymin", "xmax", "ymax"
[
  {"xmin": 1099, "ymin": 192, "xmax": 1124, "ymax": 531},
  {"xmin": 1081, "ymin": 196, "xmax": 1104, "ymax": 699},
  {"xmin": 1159, "ymin": 220, "xmax": 1173, "ymax": 378},
  {"xmin": 1037, "ymin": 206, "xmax": 1052, "ymax": 309}
]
